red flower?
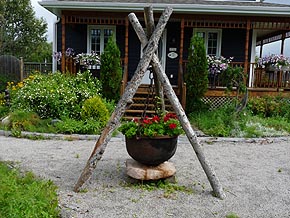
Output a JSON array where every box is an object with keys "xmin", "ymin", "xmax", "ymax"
[
  {"xmin": 169, "ymin": 123, "xmax": 177, "ymax": 129},
  {"xmin": 142, "ymin": 117, "xmax": 152, "ymax": 124},
  {"xmin": 152, "ymin": 115, "xmax": 160, "ymax": 123},
  {"xmin": 164, "ymin": 113, "xmax": 177, "ymax": 122}
]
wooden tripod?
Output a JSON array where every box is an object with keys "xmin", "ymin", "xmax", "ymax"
[{"xmin": 74, "ymin": 6, "xmax": 226, "ymax": 200}]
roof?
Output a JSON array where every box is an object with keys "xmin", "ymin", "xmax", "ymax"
[{"xmin": 39, "ymin": 0, "xmax": 290, "ymax": 17}]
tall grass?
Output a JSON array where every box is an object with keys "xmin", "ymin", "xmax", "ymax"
[{"xmin": 0, "ymin": 162, "xmax": 59, "ymax": 218}]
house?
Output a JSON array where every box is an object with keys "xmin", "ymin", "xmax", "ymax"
[{"xmin": 40, "ymin": 0, "xmax": 290, "ymax": 113}]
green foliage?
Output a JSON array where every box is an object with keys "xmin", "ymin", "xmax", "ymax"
[
  {"xmin": 125, "ymin": 179, "xmax": 193, "ymax": 198},
  {"xmin": 185, "ymin": 34, "xmax": 208, "ymax": 113},
  {"xmin": 221, "ymin": 66, "xmax": 247, "ymax": 94},
  {"xmin": 0, "ymin": 105, "xmax": 9, "ymax": 118},
  {"xmin": 28, "ymin": 42, "xmax": 53, "ymax": 63},
  {"xmin": 100, "ymin": 35, "xmax": 122, "ymax": 102},
  {"xmin": 118, "ymin": 113, "xmax": 183, "ymax": 138},
  {"xmin": 54, "ymin": 118, "xmax": 103, "ymax": 135},
  {"xmin": 1, "ymin": 0, "xmax": 47, "ymax": 61},
  {"xmin": 81, "ymin": 95, "xmax": 110, "ymax": 126},
  {"xmin": 190, "ymin": 104, "xmax": 237, "ymax": 137},
  {"xmin": 0, "ymin": 162, "xmax": 59, "ymax": 217},
  {"xmin": 226, "ymin": 212, "xmax": 240, "ymax": 218},
  {"xmin": 247, "ymin": 96, "xmax": 290, "ymax": 118},
  {"xmin": 9, "ymin": 71, "xmax": 102, "ymax": 119}
]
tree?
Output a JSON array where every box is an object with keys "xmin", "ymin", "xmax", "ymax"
[
  {"xmin": 185, "ymin": 34, "xmax": 208, "ymax": 113},
  {"xmin": 29, "ymin": 42, "xmax": 53, "ymax": 62},
  {"xmin": 0, "ymin": 0, "xmax": 47, "ymax": 61},
  {"xmin": 100, "ymin": 36, "xmax": 122, "ymax": 102}
]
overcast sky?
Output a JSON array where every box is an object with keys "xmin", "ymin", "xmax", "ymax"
[{"xmin": 31, "ymin": 0, "xmax": 290, "ymax": 56}]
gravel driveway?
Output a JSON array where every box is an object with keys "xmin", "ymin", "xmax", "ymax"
[{"xmin": 0, "ymin": 134, "xmax": 289, "ymax": 218}]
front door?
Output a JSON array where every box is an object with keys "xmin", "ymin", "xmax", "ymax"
[{"xmin": 141, "ymin": 30, "xmax": 167, "ymax": 84}]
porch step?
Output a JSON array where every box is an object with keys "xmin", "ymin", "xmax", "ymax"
[{"xmin": 123, "ymin": 86, "xmax": 175, "ymax": 120}]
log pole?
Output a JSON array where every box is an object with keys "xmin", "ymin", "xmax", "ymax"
[
  {"xmin": 130, "ymin": 17, "xmax": 226, "ymax": 199},
  {"xmin": 73, "ymin": 7, "xmax": 173, "ymax": 192}
]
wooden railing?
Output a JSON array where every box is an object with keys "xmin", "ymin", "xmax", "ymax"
[{"xmin": 252, "ymin": 66, "xmax": 290, "ymax": 89}]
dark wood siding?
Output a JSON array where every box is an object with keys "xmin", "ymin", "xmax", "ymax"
[
  {"xmin": 165, "ymin": 22, "xmax": 180, "ymax": 85},
  {"xmin": 128, "ymin": 25, "xmax": 141, "ymax": 80},
  {"xmin": 56, "ymin": 22, "xmax": 87, "ymax": 54},
  {"xmin": 116, "ymin": 26, "xmax": 125, "ymax": 59},
  {"xmin": 221, "ymin": 29, "xmax": 246, "ymax": 62}
]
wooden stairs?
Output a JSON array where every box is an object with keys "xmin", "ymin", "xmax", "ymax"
[{"xmin": 123, "ymin": 85, "xmax": 176, "ymax": 120}]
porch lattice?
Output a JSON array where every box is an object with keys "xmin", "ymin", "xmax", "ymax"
[{"xmin": 202, "ymin": 96, "xmax": 234, "ymax": 110}]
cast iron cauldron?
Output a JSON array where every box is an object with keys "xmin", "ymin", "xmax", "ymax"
[{"xmin": 125, "ymin": 135, "xmax": 178, "ymax": 166}]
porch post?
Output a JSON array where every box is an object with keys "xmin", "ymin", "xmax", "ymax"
[
  {"xmin": 244, "ymin": 19, "xmax": 251, "ymax": 84},
  {"xmin": 61, "ymin": 14, "xmax": 66, "ymax": 73},
  {"xmin": 259, "ymin": 41, "xmax": 263, "ymax": 58},
  {"xmin": 281, "ymin": 32, "xmax": 286, "ymax": 55},
  {"xmin": 122, "ymin": 17, "xmax": 129, "ymax": 93},
  {"xmin": 178, "ymin": 18, "xmax": 185, "ymax": 108}
]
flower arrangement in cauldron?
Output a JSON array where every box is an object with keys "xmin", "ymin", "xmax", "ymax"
[
  {"xmin": 207, "ymin": 55, "xmax": 233, "ymax": 75},
  {"xmin": 257, "ymin": 54, "xmax": 290, "ymax": 69},
  {"xmin": 118, "ymin": 113, "xmax": 183, "ymax": 138}
]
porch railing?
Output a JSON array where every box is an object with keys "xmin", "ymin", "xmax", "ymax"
[{"xmin": 252, "ymin": 66, "xmax": 290, "ymax": 89}]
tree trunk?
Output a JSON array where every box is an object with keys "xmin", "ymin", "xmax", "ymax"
[
  {"xmin": 130, "ymin": 16, "xmax": 226, "ymax": 199},
  {"xmin": 73, "ymin": 7, "xmax": 173, "ymax": 192}
]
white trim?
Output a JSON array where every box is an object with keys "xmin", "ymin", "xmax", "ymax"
[
  {"xmin": 52, "ymin": 18, "xmax": 60, "ymax": 72},
  {"xmin": 193, "ymin": 28, "xmax": 222, "ymax": 56},
  {"xmin": 87, "ymin": 25, "xmax": 116, "ymax": 54},
  {"xmin": 249, "ymin": 29, "xmax": 258, "ymax": 88},
  {"xmin": 40, "ymin": 1, "xmax": 290, "ymax": 18}
]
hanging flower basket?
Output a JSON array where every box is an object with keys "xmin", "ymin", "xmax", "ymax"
[
  {"xmin": 118, "ymin": 113, "xmax": 183, "ymax": 166},
  {"xmin": 125, "ymin": 135, "xmax": 178, "ymax": 166}
]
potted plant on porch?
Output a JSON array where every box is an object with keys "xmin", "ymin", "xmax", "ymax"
[{"xmin": 118, "ymin": 113, "xmax": 183, "ymax": 166}]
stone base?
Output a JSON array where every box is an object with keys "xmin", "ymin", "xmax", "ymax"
[{"xmin": 126, "ymin": 159, "xmax": 176, "ymax": 180}]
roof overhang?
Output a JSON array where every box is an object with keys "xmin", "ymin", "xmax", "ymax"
[{"xmin": 39, "ymin": 1, "xmax": 290, "ymax": 18}]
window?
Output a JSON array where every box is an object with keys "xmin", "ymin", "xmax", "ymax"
[
  {"xmin": 87, "ymin": 25, "xmax": 116, "ymax": 55},
  {"xmin": 193, "ymin": 29, "xmax": 222, "ymax": 56}
]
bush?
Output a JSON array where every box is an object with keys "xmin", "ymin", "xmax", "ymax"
[
  {"xmin": 185, "ymin": 34, "xmax": 208, "ymax": 113},
  {"xmin": 100, "ymin": 35, "xmax": 122, "ymax": 102},
  {"xmin": 247, "ymin": 96, "xmax": 290, "ymax": 118},
  {"xmin": 8, "ymin": 71, "xmax": 102, "ymax": 119},
  {"xmin": 0, "ymin": 162, "xmax": 59, "ymax": 217},
  {"xmin": 81, "ymin": 95, "xmax": 110, "ymax": 127},
  {"xmin": 54, "ymin": 118, "xmax": 103, "ymax": 135}
]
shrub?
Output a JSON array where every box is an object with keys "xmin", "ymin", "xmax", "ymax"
[
  {"xmin": 81, "ymin": 95, "xmax": 110, "ymax": 127},
  {"xmin": 100, "ymin": 35, "xmax": 122, "ymax": 102},
  {"xmin": 0, "ymin": 162, "xmax": 59, "ymax": 217},
  {"xmin": 185, "ymin": 34, "xmax": 208, "ymax": 113},
  {"xmin": 247, "ymin": 96, "xmax": 289, "ymax": 118},
  {"xmin": 54, "ymin": 118, "xmax": 102, "ymax": 135},
  {"xmin": 8, "ymin": 71, "xmax": 102, "ymax": 119}
]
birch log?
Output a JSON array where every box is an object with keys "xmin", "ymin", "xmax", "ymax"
[
  {"xmin": 144, "ymin": 6, "xmax": 165, "ymax": 113},
  {"xmin": 130, "ymin": 17, "xmax": 226, "ymax": 199},
  {"xmin": 73, "ymin": 7, "xmax": 173, "ymax": 192}
]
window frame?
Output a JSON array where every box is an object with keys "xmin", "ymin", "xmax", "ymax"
[
  {"xmin": 87, "ymin": 25, "xmax": 116, "ymax": 54},
  {"xmin": 193, "ymin": 28, "xmax": 222, "ymax": 56}
]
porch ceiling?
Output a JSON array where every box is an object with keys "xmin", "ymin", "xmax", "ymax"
[{"xmin": 40, "ymin": 0, "xmax": 290, "ymax": 18}]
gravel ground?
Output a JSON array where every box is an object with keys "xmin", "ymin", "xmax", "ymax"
[{"xmin": 0, "ymin": 134, "xmax": 290, "ymax": 218}]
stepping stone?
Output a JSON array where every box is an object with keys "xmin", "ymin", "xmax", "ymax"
[{"xmin": 126, "ymin": 159, "xmax": 176, "ymax": 180}]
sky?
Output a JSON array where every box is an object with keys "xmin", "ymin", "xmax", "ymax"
[{"xmin": 31, "ymin": 0, "xmax": 290, "ymax": 55}]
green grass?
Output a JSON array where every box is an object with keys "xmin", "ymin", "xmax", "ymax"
[
  {"xmin": 189, "ymin": 103, "xmax": 290, "ymax": 138},
  {"xmin": 0, "ymin": 161, "xmax": 59, "ymax": 218}
]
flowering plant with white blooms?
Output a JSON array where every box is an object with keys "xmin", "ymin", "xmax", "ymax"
[
  {"xmin": 74, "ymin": 51, "xmax": 100, "ymax": 67},
  {"xmin": 257, "ymin": 54, "xmax": 290, "ymax": 68},
  {"xmin": 207, "ymin": 55, "xmax": 233, "ymax": 75}
]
